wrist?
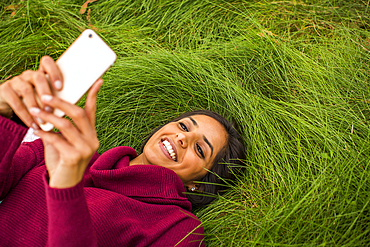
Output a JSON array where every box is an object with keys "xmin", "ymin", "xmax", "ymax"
[
  {"xmin": 49, "ymin": 176, "xmax": 82, "ymax": 189},
  {"xmin": 49, "ymin": 167, "xmax": 84, "ymax": 189}
]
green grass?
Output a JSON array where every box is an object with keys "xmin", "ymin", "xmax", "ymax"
[{"xmin": 1, "ymin": 0, "xmax": 370, "ymax": 246}]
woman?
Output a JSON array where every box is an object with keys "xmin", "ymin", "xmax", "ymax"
[{"xmin": 0, "ymin": 56, "xmax": 245, "ymax": 246}]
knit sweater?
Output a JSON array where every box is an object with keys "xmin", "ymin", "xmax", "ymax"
[{"xmin": 0, "ymin": 115, "xmax": 205, "ymax": 247}]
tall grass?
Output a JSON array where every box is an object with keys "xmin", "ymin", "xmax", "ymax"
[{"xmin": 1, "ymin": 0, "xmax": 369, "ymax": 246}]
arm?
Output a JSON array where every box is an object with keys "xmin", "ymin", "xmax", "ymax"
[
  {"xmin": 31, "ymin": 78, "xmax": 102, "ymax": 246},
  {"xmin": 0, "ymin": 56, "xmax": 63, "ymax": 198},
  {"xmin": 0, "ymin": 115, "xmax": 28, "ymax": 198},
  {"xmin": 1, "ymin": 56, "xmax": 100, "ymax": 246},
  {"xmin": 44, "ymin": 175, "xmax": 97, "ymax": 247}
]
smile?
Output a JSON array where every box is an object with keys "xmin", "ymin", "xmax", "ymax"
[{"xmin": 161, "ymin": 139, "xmax": 177, "ymax": 161}]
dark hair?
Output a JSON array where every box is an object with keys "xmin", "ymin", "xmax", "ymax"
[{"xmin": 140, "ymin": 110, "xmax": 246, "ymax": 208}]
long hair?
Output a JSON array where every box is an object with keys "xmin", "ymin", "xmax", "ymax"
[{"xmin": 140, "ymin": 110, "xmax": 246, "ymax": 208}]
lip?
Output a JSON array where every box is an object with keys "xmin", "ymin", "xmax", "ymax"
[{"xmin": 159, "ymin": 137, "xmax": 178, "ymax": 162}]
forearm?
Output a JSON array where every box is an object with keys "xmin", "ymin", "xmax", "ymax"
[
  {"xmin": 0, "ymin": 115, "xmax": 29, "ymax": 198},
  {"xmin": 44, "ymin": 173, "xmax": 97, "ymax": 247}
]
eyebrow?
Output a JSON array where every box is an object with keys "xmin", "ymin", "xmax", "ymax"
[{"xmin": 189, "ymin": 117, "xmax": 214, "ymax": 157}]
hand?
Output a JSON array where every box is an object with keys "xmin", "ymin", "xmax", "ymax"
[
  {"xmin": 0, "ymin": 56, "xmax": 63, "ymax": 127},
  {"xmin": 29, "ymin": 79, "xmax": 103, "ymax": 188}
]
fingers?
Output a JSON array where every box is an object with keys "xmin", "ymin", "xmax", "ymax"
[
  {"xmin": 0, "ymin": 56, "xmax": 63, "ymax": 127},
  {"xmin": 12, "ymin": 78, "xmax": 39, "ymax": 111},
  {"xmin": 41, "ymin": 95, "xmax": 95, "ymax": 132},
  {"xmin": 20, "ymin": 70, "xmax": 52, "ymax": 107},
  {"xmin": 0, "ymin": 83, "xmax": 36, "ymax": 127},
  {"xmin": 36, "ymin": 130, "xmax": 71, "ymax": 153},
  {"xmin": 30, "ymin": 106, "xmax": 78, "ymax": 139},
  {"xmin": 30, "ymin": 106, "xmax": 99, "ymax": 152},
  {"xmin": 40, "ymin": 95, "xmax": 95, "ymax": 134},
  {"xmin": 36, "ymin": 131, "xmax": 93, "ymax": 162},
  {"xmin": 21, "ymin": 56, "xmax": 63, "ymax": 101},
  {"xmin": 39, "ymin": 56, "xmax": 63, "ymax": 91},
  {"xmin": 10, "ymin": 70, "xmax": 52, "ymax": 125},
  {"xmin": 37, "ymin": 129, "xmax": 97, "ymax": 189},
  {"xmin": 39, "ymin": 75, "xmax": 102, "ymax": 134}
]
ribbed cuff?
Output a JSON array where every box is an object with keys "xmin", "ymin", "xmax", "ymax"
[{"xmin": 43, "ymin": 171, "xmax": 85, "ymax": 201}]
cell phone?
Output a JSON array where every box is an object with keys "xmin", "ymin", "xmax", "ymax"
[{"xmin": 40, "ymin": 29, "xmax": 117, "ymax": 131}]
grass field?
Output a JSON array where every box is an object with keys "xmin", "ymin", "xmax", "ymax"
[{"xmin": 1, "ymin": 0, "xmax": 370, "ymax": 246}]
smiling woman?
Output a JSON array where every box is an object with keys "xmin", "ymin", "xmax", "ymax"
[
  {"xmin": 140, "ymin": 110, "xmax": 246, "ymax": 208},
  {"xmin": 0, "ymin": 56, "xmax": 246, "ymax": 246},
  {"xmin": 134, "ymin": 114, "xmax": 227, "ymax": 186}
]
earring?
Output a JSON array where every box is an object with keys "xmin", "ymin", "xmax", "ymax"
[{"xmin": 190, "ymin": 187, "xmax": 196, "ymax": 192}]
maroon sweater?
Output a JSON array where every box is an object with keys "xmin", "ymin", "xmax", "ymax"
[{"xmin": 0, "ymin": 116, "xmax": 205, "ymax": 246}]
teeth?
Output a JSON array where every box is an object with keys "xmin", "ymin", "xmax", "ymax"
[{"xmin": 162, "ymin": 140, "xmax": 176, "ymax": 161}]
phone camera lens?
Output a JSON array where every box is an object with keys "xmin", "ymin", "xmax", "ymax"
[{"xmin": 88, "ymin": 34, "xmax": 93, "ymax": 38}]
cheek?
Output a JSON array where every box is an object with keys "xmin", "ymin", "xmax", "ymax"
[
  {"xmin": 143, "ymin": 142, "xmax": 160, "ymax": 164},
  {"xmin": 181, "ymin": 154, "xmax": 208, "ymax": 178},
  {"xmin": 182, "ymin": 151, "xmax": 199, "ymax": 165}
]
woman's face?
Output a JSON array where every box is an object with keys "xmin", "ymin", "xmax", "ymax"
[{"xmin": 135, "ymin": 115, "xmax": 228, "ymax": 188}]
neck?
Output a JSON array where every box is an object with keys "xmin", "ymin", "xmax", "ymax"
[{"xmin": 129, "ymin": 153, "xmax": 144, "ymax": 166}]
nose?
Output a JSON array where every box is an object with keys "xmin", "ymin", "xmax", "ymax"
[{"xmin": 176, "ymin": 132, "xmax": 188, "ymax": 148}]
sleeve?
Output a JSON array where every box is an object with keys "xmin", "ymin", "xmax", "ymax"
[
  {"xmin": 0, "ymin": 115, "xmax": 39, "ymax": 199},
  {"xmin": 44, "ymin": 173, "xmax": 98, "ymax": 247}
]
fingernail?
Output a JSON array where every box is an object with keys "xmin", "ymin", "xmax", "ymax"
[
  {"xmin": 36, "ymin": 117, "xmax": 44, "ymax": 124},
  {"xmin": 54, "ymin": 80, "xmax": 62, "ymax": 90},
  {"xmin": 32, "ymin": 123, "xmax": 40, "ymax": 130},
  {"xmin": 29, "ymin": 107, "xmax": 41, "ymax": 115},
  {"xmin": 44, "ymin": 106, "xmax": 53, "ymax": 113},
  {"xmin": 41, "ymin": 95, "xmax": 53, "ymax": 102}
]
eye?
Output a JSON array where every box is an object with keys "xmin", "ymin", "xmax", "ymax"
[
  {"xmin": 179, "ymin": 122, "xmax": 189, "ymax": 132},
  {"xmin": 196, "ymin": 144, "xmax": 205, "ymax": 159}
]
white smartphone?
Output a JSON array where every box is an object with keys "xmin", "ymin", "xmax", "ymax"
[{"xmin": 40, "ymin": 29, "xmax": 116, "ymax": 131}]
